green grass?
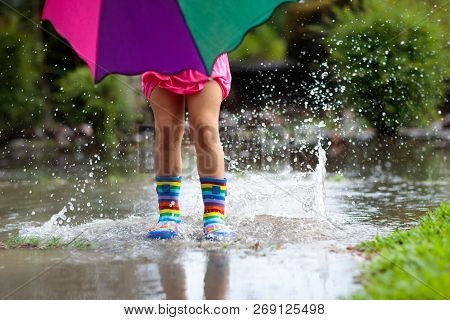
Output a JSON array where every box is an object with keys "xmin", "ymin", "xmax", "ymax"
[
  {"xmin": 1, "ymin": 236, "xmax": 92, "ymax": 250},
  {"xmin": 352, "ymin": 202, "xmax": 450, "ymax": 299}
]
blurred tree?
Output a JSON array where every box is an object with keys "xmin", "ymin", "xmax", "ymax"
[
  {"xmin": 229, "ymin": 24, "xmax": 287, "ymax": 62},
  {"xmin": 229, "ymin": 5, "xmax": 294, "ymax": 62},
  {"xmin": 285, "ymin": 0, "xmax": 350, "ymax": 68}
]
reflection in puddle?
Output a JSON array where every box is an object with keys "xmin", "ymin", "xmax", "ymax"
[{"xmin": 0, "ymin": 243, "xmax": 359, "ymax": 299}]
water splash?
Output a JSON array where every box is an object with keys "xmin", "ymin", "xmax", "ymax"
[
  {"xmin": 45, "ymin": 206, "xmax": 68, "ymax": 227},
  {"xmin": 313, "ymin": 141, "xmax": 327, "ymax": 218},
  {"xmin": 18, "ymin": 141, "xmax": 344, "ymax": 251}
]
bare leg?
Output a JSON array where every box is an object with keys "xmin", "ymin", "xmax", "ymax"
[
  {"xmin": 186, "ymin": 81, "xmax": 225, "ymax": 179},
  {"xmin": 147, "ymin": 87, "xmax": 185, "ymax": 239},
  {"xmin": 149, "ymin": 87, "xmax": 185, "ymax": 176},
  {"xmin": 187, "ymin": 81, "xmax": 232, "ymax": 240}
]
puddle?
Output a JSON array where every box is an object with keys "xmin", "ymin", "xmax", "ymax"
[{"xmin": 0, "ymin": 139, "xmax": 448, "ymax": 299}]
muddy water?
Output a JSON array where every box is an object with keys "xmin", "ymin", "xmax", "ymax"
[{"xmin": 0, "ymin": 138, "xmax": 448, "ymax": 299}]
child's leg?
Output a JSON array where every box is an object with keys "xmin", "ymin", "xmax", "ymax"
[
  {"xmin": 186, "ymin": 81, "xmax": 224, "ymax": 178},
  {"xmin": 150, "ymin": 87, "xmax": 186, "ymax": 176},
  {"xmin": 148, "ymin": 87, "xmax": 185, "ymax": 239},
  {"xmin": 187, "ymin": 81, "xmax": 232, "ymax": 240}
]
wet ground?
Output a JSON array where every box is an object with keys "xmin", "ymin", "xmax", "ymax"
[{"xmin": 0, "ymin": 136, "xmax": 449, "ymax": 299}]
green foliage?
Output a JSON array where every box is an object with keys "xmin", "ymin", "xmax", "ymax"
[
  {"xmin": 3, "ymin": 235, "xmax": 92, "ymax": 249},
  {"xmin": 229, "ymin": 24, "xmax": 287, "ymax": 62},
  {"xmin": 5, "ymin": 236, "xmax": 41, "ymax": 248},
  {"xmin": 0, "ymin": 17, "xmax": 42, "ymax": 133},
  {"xmin": 416, "ymin": 0, "xmax": 449, "ymax": 30},
  {"xmin": 326, "ymin": 0, "xmax": 449, "ymax": 133},
  {"xmin": 55, "ymin": 67, "xmax": 139, "ymax": 148},
  {"xmin": 353, "ymin": 203, "xmax": 450, "ymax": 299}
]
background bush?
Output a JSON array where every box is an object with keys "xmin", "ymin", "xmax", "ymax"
[
  {"xmin": 326, "ymin": 0, "xmax": 449, "ymax": 133},
  {"xmin": 229, "ymin": 23, "xmax": 287, "ymax": 62},
  {"xmin": 0, "ymin": 17, "xmax": 42, "ymax": 134},
  {"xmin": 55, "ymin": 67, "xmax": 141, "ymax": 148}
]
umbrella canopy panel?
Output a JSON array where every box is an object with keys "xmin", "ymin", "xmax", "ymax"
[
  {"xmin": 41, "ymin": 0, "xmax": 102, "ymax": 78},
  {"xmin": 94, "ymin": 0, "xmax": 205, "ymax": 81},
  {"xmin": 178, "ymin": 0, "xmax": 298, "ymax": 74}
]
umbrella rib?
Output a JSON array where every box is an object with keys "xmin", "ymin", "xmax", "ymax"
[{"xmin": 93, "ymin": 0, "xmax": 104, "ymax": 83}]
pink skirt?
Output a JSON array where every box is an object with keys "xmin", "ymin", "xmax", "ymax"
[{"xmin": 141, "ymin": 53, "xmax": 232, "ymax": 101}]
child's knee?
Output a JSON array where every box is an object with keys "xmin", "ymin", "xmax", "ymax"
[
  {"xmin": 155, "ymin": 122, "xmax": 185, "ymax": 145},
  {"xmin": 191, "ymin": 123, "xmax": 221, "ymax": 148}
]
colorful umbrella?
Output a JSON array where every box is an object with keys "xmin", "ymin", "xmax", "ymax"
[{"xmin": 42, "ymin": 0, "xmax": 298, "ymax": 83}]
